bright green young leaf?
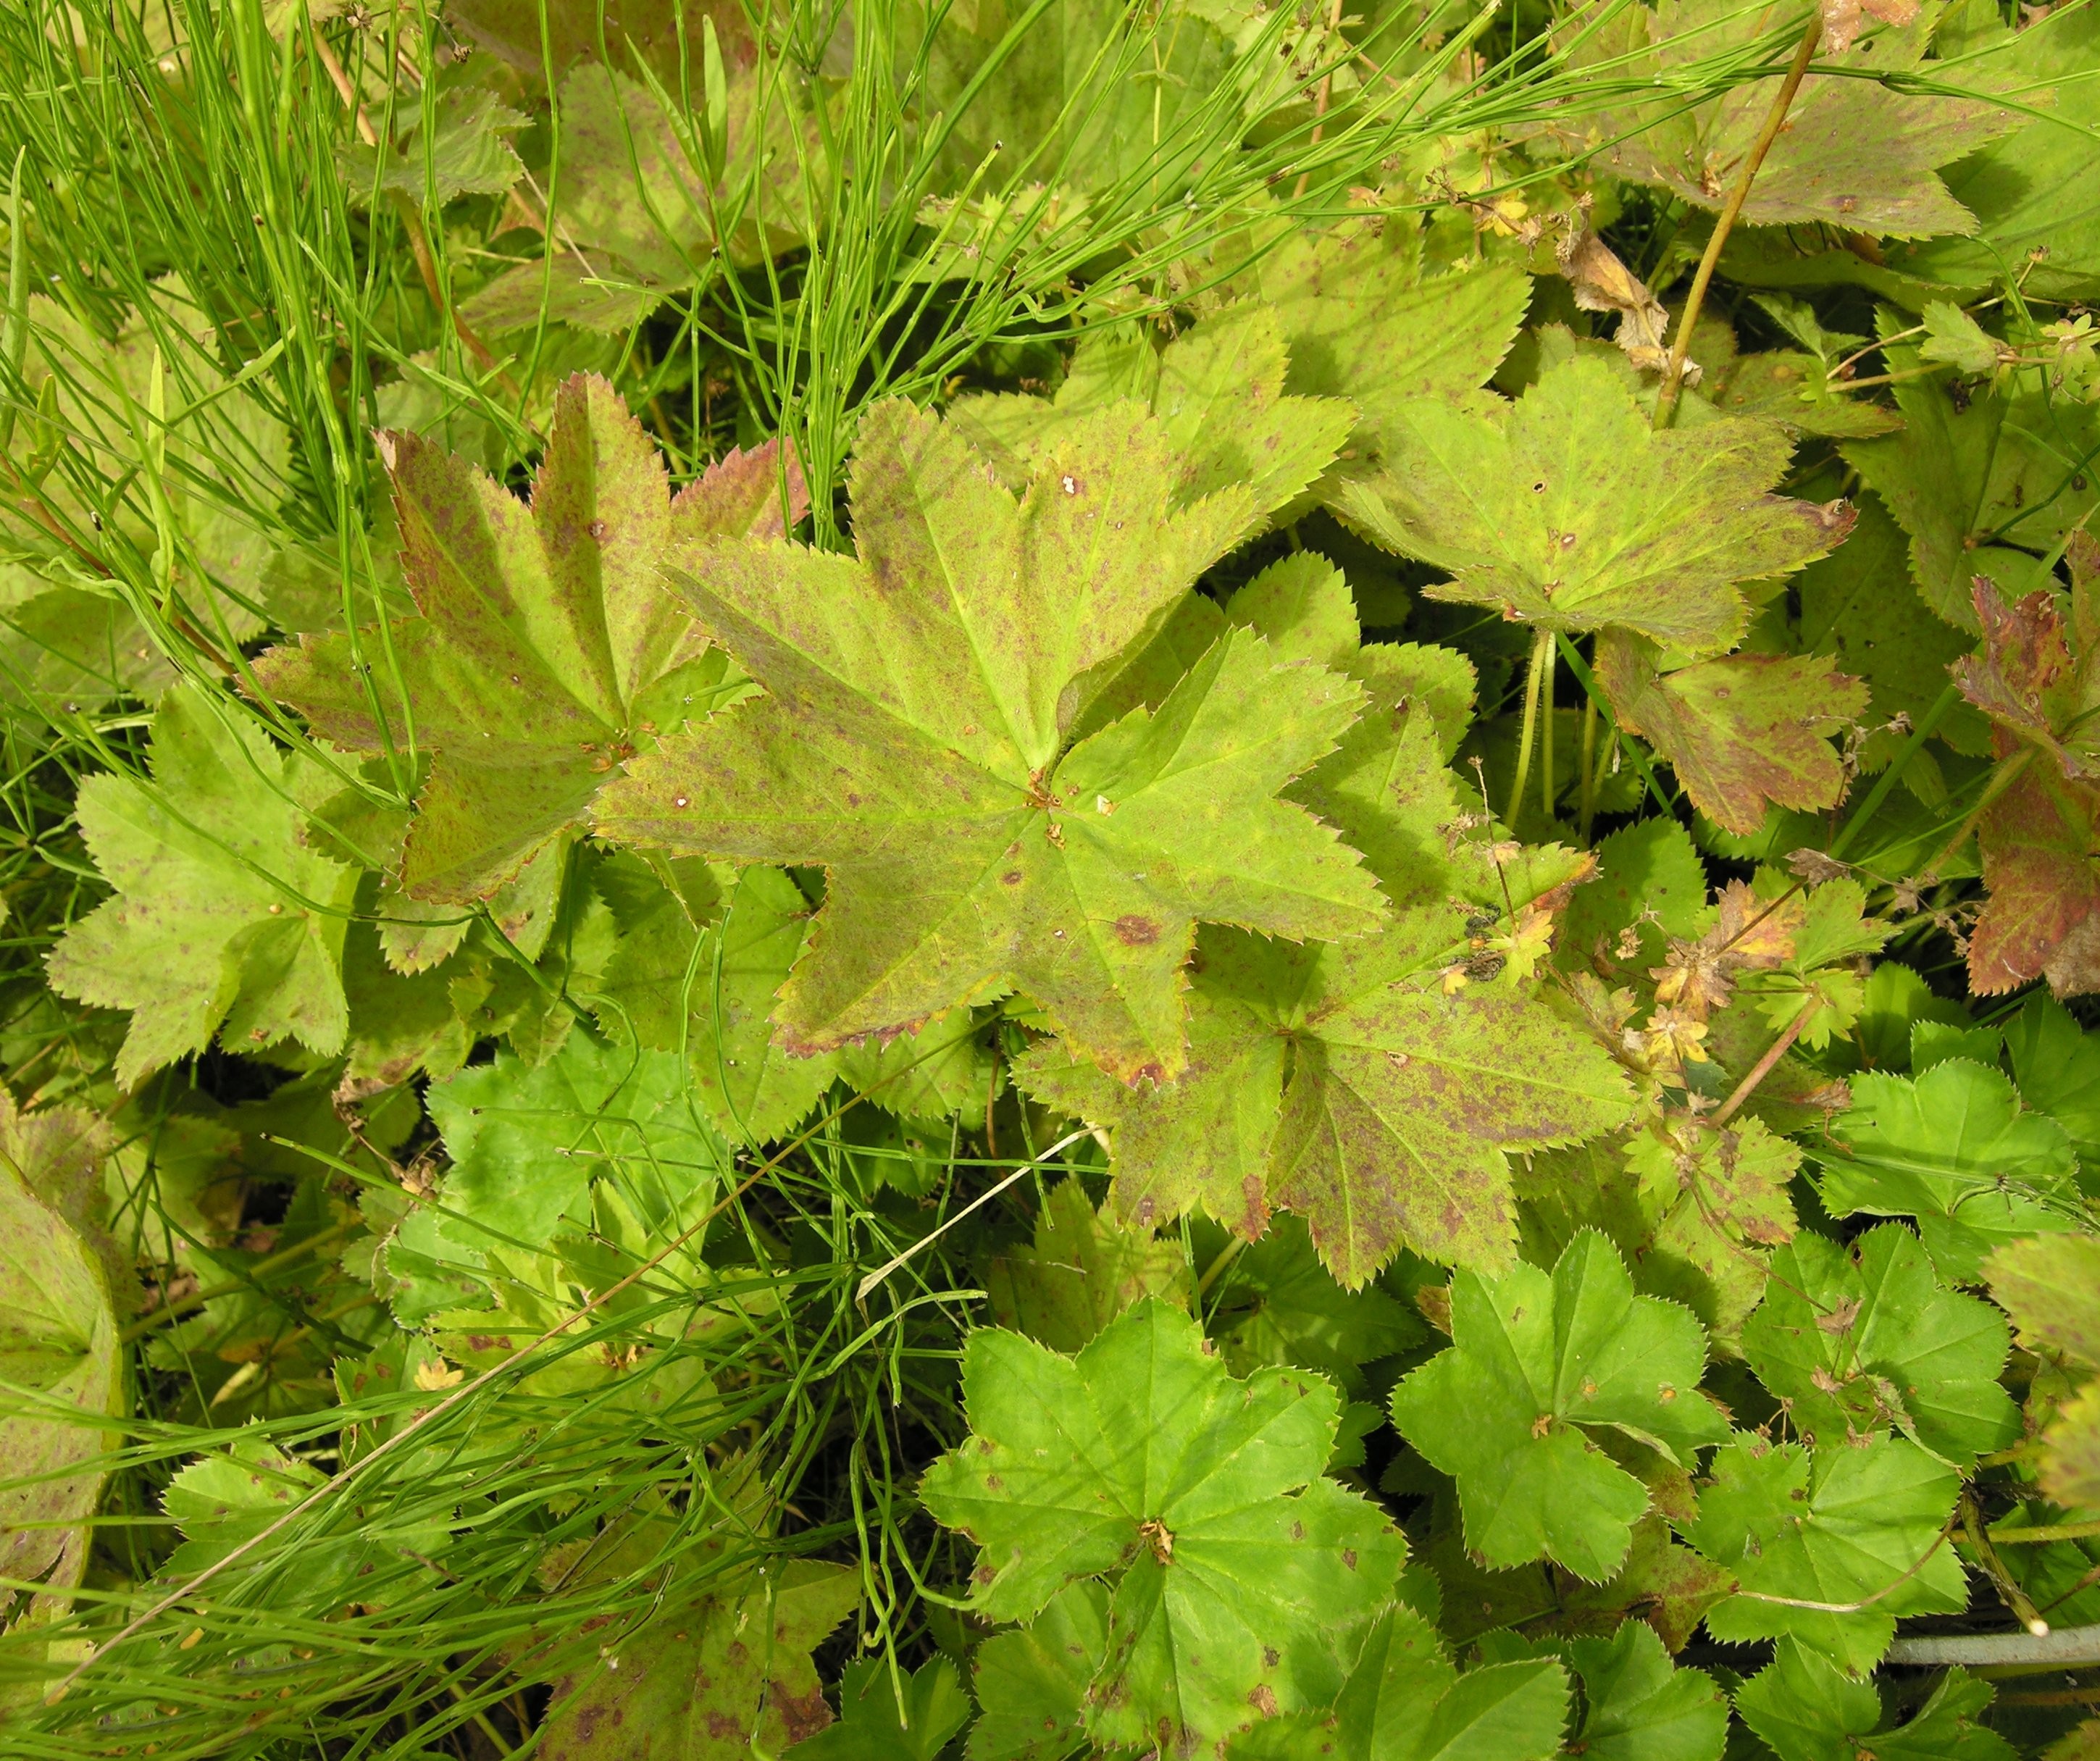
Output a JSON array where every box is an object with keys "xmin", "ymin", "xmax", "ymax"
[
  {"xmin": 599, "ymin": 400, "xmax": 1387, "ymax": 1084},
  {"xmin": 1676, "ymin": 1434, "xmax": 1966, "ymax": 1672},
  {"xmin": 1552, "ymin": 0, "xmax": 2021, "ymax": 237},
  {"xmin": 1741, "ymin": 1224, "xmax": 2018, "ymax": 1465},
  {"xmin": 1817, "ymin": 1060, "xmax": 2083, "ymax": 1280},
  {"xmin": 1389, "ymin": 1232, "xmax": 1728, "ymax": 1581},
  {"xmin": 1016, "ymin": 910, "xmax": 1633, "ymax": 1284},
  {"xmin": 1735, "ymin": 1638, "xmax": 2015, "ymax": 1761},
  {"xmin": 540, "ymin": 1561, "xmax": 862, "ymax": 1761},
  {"xmin": 789, "ymin": 1657, "xmax": 971, "ymax": 1761},
  {"xmin": 1595, "ymin": 635, "xmax": 1868, "ymax": 835},
  {"xmin": 425, "ymin": 1032, "xmax": 730, "ymax": 1245},
  {"xmin": 259, "ymin": 375, "xmax": 801, "ymax": 903},
  {"xmin": 0, "ymin": 1158, "xmax": 121, "ymax": 1609},
  {"xmin": 984, "ymin": 1178, "xmax": 1192, "ymax": 1352},
  {"xmin": 967, "ymin": 1581, "xmax": 1109, "ymax": 1761},
  {"xmin": 1332, "ymin": 356, "xmax": 1852, "ymax": 649},
  {"xmin": 918, "ymin": 1300, "xmax": 1405, "ymax": 1755},
  {"xmin": 46, "ymin": 684, "xmax": 359, "ymax": 1087},
  {"xmin": 1231, "ymin": 1604, "xmax": 1568, "ymax": 1761},
  {"xmin": 1563, "ymin": 1620, "xmax": 1727, "ymax": 1761},
  {"xmin": 947, "ymin": 303, "xmax": 1355, "ymax": 531}
]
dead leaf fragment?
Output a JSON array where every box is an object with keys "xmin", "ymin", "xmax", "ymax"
[{"xmin": 1555, "ymin": 212, "xmax": 1699, "ymax": 382}]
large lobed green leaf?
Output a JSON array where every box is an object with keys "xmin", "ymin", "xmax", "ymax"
[
  {"xmin": 1389, "ymin": 1232, "xmax": 1729, "ymax": 1582},
  {"xmin": 47, "ymin": 685, "xmax": 359, "ymax": 1087},
  {"xmin": 600, "ymin": 400, "xmax": 1387, "ymax": 1084},
  {"xmin": 919, "ymin": 1299, "xmax": 1405, "ymax": 1754}
]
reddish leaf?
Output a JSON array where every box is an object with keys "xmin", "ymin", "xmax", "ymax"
[
  {"xmin": 1597, "ymin": 636, "xmax": 1868, "ymax": 835},
  {"xmin": 1970, "ymin": 761, "xmax": 2100, "ymax": 997}
]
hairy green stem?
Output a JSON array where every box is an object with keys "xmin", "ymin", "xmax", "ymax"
[{"xmin": 1505, "ymin": 627, "xmax": 1552, "ymax": 827}]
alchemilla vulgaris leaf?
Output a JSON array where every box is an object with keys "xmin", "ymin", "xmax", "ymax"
[
  {"xmin": 258, "ymin": 374, "xmax": 803, "ymax": 903},
  {"xmin": 1678, "ymin": 1433, "xmax": 1967, "ymax": 1672},
  {"xmin": 919, "ymin": 1299, "xmax": 1405, "ymax": 1754},
  {"xmin": 598, "ymin": 400, "xmax": 1389, "ymax": 1083},
  {"xmin": 47, "ymin": 684, "xmax": 359, "ymax": 1086},
  {"xmin": 1389, "ymin": 1231, "xmax": 1728, "ymax": 1581},
  {"xmin": 1016, "ymin": 907, "xmax": 1634, "ymax": 1284},
  {"xmin": 1327, "ymin": 356, "xmax": 1853, "ymax": 651}
]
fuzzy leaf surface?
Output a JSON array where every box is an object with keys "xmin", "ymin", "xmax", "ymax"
[
  {"xmin": 1334, "ymin": 357, "xmax": 1850, "ymax": 648},
  {"xmin": 1389, "ymin": 1232, "xmax": 1728, "ymax": 1581},
  {"xmin": 600, "ymin": 401, "xmax": 1386, "ymax": 1083},
  {"xmin": 1016, "ymin": 910, "xmax": 1633, "ymax": 1284},
  {"xmin": 259, "ymin": 376, "xmax": 800, "ymax": 902},
  {"xmin": 1988, "ymin": 1231, "xmax": 2100, "ymax": 1368},
  {"xmin": 918, "ymin": 1300, "xmax": 1404, "ymax": 1754},
  {"xmin": 47, "ymin": 685, "xmax": 358, "ymax": 1086}
]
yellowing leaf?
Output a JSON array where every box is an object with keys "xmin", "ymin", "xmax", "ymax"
[
  {"xmin": 1333, "ymin": 357, "xmax": 1852, "ymax": 651},
  {"xmin": 0, "ymin": 1135, "xmax": 122, "ymax": 1620},
  {"xmin": 1016, "ymin": 910, "xmax": 1633, "ymax": 1285},
  {"xmin": 947, "ymin": 303, "xmax": 1355, "ymax": 535},
  {"xmin": 537, "ymin": 1562, "xmax": 861, "ymax": 1760},
  {"xmin": 599, "ymin": 401, "xmax": 1386, "ymax": 1084},
  {"xmin": 1551, "ymin": 0, "xmax": 2020, "ymax": 238},
  {"xmin": 259, "ymin": 376, "xmax": 801, "ymax": 903},
  {"xmin": 1596, "ymin": 636, "xmax": 1869, "ymax": 835}
]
